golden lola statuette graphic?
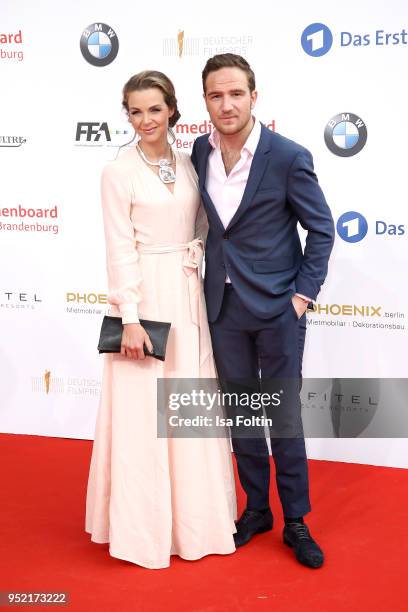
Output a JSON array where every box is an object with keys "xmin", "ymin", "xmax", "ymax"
[
  {"xmin": 44, "ymin": 370, "xmax": 51, "ymax": 394},
  {"xmin": 177, "ymin": 30, "xmax": 184, "ymax": 58}
]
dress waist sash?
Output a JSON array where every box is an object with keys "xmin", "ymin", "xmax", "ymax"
[{"xmin": 137, "ymin": 239, "xmax": 210, "ymax": 367}]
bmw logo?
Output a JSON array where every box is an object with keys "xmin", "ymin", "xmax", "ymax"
[
  {"xmin": 324, "ymin": 113, "xmax": 367, "ymax": 157},
  {"xmin": 80, "ymin": 23, "xmax": 119, "ymax": 67}
]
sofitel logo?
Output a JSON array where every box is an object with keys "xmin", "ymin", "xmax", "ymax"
[
  {"xmin": 301, "ymin": 381, "xmax": 379, "ymax": 438},
  {"xmin": 0, "ymin": 291, "xmax": 43, "ymax": 311}
]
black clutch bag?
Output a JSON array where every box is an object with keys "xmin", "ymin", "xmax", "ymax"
[{"xmin": 97, "ymin": 315, "xmax": 171, "ymax": 361}]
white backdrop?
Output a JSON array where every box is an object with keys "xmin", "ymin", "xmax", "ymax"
[{"xmin": 1, "ymin": 0, "xmax": 407, "ymax": 467}]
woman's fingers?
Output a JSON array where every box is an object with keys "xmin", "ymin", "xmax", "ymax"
[
  {"xmin": 121, "ymin": 333, "xmax": 153, "ymax": 360},
  {"xmin": 144, "ymin": 332, "xmax": 154, "ymax": 354},
  {"xmin": 129, "ymin": 347, "xmax": 139, "ymax": 360},
  {"xmin": 129, "ymin": 345, "xmax": 142, "ymax": 360},
  {"xmin": 121, "ymin": 344, "xmax": 146, "ymax": 360}
]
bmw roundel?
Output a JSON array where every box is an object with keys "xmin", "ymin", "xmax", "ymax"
[
  {"xmin": 324, "ymin": 113, "xmax": 367, "ymax": 157},
  {"xmin": 80, "ymin": 23, "xmax": 119, "ymax": 67}
]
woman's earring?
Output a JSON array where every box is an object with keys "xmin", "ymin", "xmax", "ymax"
[
  {"xmin": 168, "ymin": 127, "xmax": 176, "ymax": 145},
  {"xmin": 115, "ymin": 131, "xmax": 137, "ymax": 160}
]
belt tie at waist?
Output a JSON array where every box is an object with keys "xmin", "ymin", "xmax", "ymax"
[{"xmin": 137, "ymin": 239, "xmax": 211, "ymax": 367}]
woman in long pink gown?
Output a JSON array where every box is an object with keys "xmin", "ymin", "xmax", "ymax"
[{"xmin": 85, "ymin": 71, "xmax": 236, "ymax": 569}]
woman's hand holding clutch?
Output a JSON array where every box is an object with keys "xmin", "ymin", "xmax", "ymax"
[{"xmin": 121, "ymin": 323, "xmax": 154, "ymax": 360}]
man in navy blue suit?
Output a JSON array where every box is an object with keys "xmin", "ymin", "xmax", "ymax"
[{"xmin": 191, "ymin": 54, "xmax": 335, "ymax": 568}]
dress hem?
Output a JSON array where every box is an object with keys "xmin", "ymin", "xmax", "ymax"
[
  {"xmin": 108, "ymin": 545, "xmax": 236, "ymax": 569},
  {"xmin": 85, "ymin": 529, "xmax": 236, "ymax": 569}
]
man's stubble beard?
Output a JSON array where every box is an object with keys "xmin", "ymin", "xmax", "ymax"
[{"xmin": 212, "ymin": 107, "xmax": 253, "ymax": 137}]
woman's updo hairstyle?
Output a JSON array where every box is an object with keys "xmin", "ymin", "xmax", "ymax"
[{"xmin": 122, "ymin": 70, "xmax": 181, "ymax": 127}]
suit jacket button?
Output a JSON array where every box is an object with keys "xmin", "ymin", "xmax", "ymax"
[{"xmin": 223, "ymin": 234, "xmax": 229, "ymax": 240}]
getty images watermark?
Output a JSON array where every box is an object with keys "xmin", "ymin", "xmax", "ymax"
[
  {"xmin": 157, "ymin": 378, "xmax": 304, "ymax": 439},
  {"xmin": 157, "ymin": 378, "xmax": 408, "ymax": 438},
  {"xmin": 167, "ymin": 387, "xmax": 282, "ymax": 428}
]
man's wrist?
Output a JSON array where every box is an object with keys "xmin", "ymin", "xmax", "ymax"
[{"xmin": 294, "ymin": 293, "xmax": 312, "ymax": 304}]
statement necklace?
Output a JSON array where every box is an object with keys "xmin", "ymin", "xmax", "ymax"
[{"xmin": 136, "ymin": 144, "xmax": 176, "ymax": 184}]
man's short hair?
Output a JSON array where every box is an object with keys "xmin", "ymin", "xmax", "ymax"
[{"xmin": 202, "ymin": 53, "xmax": 256, "ymax": 93}]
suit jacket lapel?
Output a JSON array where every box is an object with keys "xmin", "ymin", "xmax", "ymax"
[
  {"xmin": 226, "ymin": 124, "xmax": 272, "ymax": 232},
  {"xmin": 197, "ymin": 139, "xmax": 212, "ymax": 190},
  {"xmin": 198, "ymin": 138, "xmax": 225, "ymax": 233}
]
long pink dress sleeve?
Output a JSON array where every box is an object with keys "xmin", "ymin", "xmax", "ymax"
[{"xmin": 101, "ymin": 164, "xmax": 141, "ymax": 324}]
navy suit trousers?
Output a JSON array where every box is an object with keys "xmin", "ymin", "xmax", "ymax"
[{"xmin": 209, "ymin": 284, "xmax": 311, "ymax": 518}]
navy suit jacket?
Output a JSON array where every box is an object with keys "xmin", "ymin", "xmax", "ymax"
[{"xmin": 191, "ymin": 124, "xmax": 335, "ymax": 323}]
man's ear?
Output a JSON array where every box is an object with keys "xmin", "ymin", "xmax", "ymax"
[{"xmin": 203, "ymin": 92, "xmax": 210, "ymax": 111}]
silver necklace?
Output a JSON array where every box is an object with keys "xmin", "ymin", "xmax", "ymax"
[{"xmin": 136, "ymin": 144, "xmax": 176, "ymax": 184}]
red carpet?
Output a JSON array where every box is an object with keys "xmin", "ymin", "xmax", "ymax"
[{"xmin": 1, "ymin": 433, "xmax": 407, "ymax": 611}]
